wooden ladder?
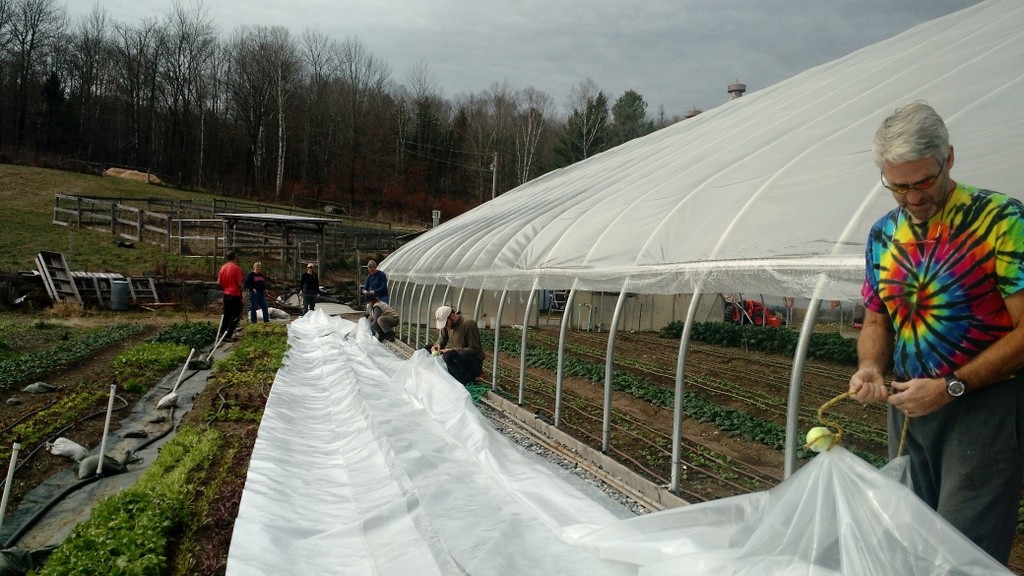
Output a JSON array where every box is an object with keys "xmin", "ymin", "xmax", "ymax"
[
  {"xmin": 35, "ymin": 251, "xmax": 82, "ymax": 304},
  {"xmin": 128, "ymin": 277, "xmax": 160, "ymax": 303}
]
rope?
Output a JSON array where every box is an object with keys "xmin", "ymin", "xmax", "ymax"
[
  {"xmin": 896, "ymin": 410, "xmax": 910, "ymax": 457},
  {"xmin": 814, "ymin": 391, "xmax": 849, "ymax": 448},
  {"xmin": 812, "ymin": 391, "xmax": 910, "ymax": 456}
]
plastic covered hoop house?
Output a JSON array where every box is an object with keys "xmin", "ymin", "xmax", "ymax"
[
  {"xmin": 380, "ymin": 0, "xmax": 1024, "ymax": 478},
  {"xmin": 383, "ymin": 0, "xmax": 1023, "ymax": 299}
]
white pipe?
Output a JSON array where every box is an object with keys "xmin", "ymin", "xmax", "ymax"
[
  {"xmin": 205, "ymin": 328, "xmax": 229, "ymax": 362},
  {"xmin": 403, "ymin": 281, "xmax": 413, "ymax": 339},
  {"xmin": 97, "ymin": 384, "xmax": 117, "ymax": 476},
  {"xmin": 555, "ymin": 285, "xmax": 579, "ymax": 427},
  {"xmin": 424, "ymin": 284, "xmax": 439, "ymax": 349},
  {"xmin": 405, "ymin": 283, "xmax": 419, "ymax": 345},
  {"xmin": 456, "ymin": 285, "xmax": 466, "ymax": 313},
  {"xmin": 0, "ymin": 440, "xmax": 21, "ymax": 535},
  {"xmin": 492, "ymin": 290, "xmax": 508, "ymax": 391},
  {"xmin": 784, "ymin": 273, "xmax": 831, "ymax": 477},
  {"xmin": 518, "ymin": 285, "xmax": 538, "ymax": 405},
  {"xmin": 473, "ymin": 288, "xmax": 485, "ymax": 323},
  {"xmin": 415, "ymin": 284, "xmax": 428, "ymax": 348},
  {"xmin": 440, "ymin": 285, "xmax": 450, "ymax": 310},
  {"xmin": 672, "ymin": 288, "xmax": 704, "ymax": 492},
  {"xmin": 602, "ymin": 286, "xmax": 630, "ymax": 452},
  {"xmin": 391, "ymin": 281, "xmax": 404, "ymax": 338}
]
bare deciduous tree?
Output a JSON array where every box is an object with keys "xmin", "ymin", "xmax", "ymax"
[
  {"xmin": 514, "ymin": 87, "xmax": 551, "ymax": 185},
  {"xmin": 67, "ymin": 5, "xmax": 113, "ymax": 159},
  {"xmin": 112, "ymin": 18, "xmax": 163, "ymax": 167},
  {"xmin": 10, "ymin": 10, "xmax": 625, "ymax": 221},
  {"xmin": 225, "ymin": 25, "xmax": 297, "ymax": 197},
  {"xmin": 337, "ymin": 36, "xmax": 390, "ymax": 207},
  {"xmin": 8, "ymin": 0, "xmax": 67, "ymax": 146},
  {"xmin": 297, "ymin": 28, "xmax": 340, "ymax": 196},
  {"xmin": 159, "ymin": 0, "xmax": 216, "ymax": 185},
  {"xmin": 556, "ymin": 77, "xmax": 609, "ymax": 164}
]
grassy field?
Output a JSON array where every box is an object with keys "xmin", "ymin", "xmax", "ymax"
[
  {"xmin": 0, "ymin": 164, "xmax": 230, "ymax": 277},
  {"xmin": 0, "ymin": 163, "xmax": 418, "ymax": 281}
]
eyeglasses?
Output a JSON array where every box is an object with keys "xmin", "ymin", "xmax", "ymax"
[{"xmin": 881, "ymin": 157, "xmax": 945, "ymax": 194}]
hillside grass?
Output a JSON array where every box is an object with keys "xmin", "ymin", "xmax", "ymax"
[
  {"xmin": 0, "ymin": 164, "xmax": 222, "ymax": 277},
  {"xmin": 0, "ymin": 163, "xmax": 418, "ymax": 278}
]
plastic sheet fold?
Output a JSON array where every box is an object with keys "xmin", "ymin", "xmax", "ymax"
[{"xmin": 226, "ymin": 312, "xmax": 1010, "ymax": 575}]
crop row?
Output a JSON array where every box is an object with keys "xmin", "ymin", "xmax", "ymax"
[
  {"xmin": 30, "ymin": 322, "xmax": 289, "ymax": 573},
  {"xmin": 659, "ymin": 321, "xmax": 858, "ymax": 365},
  {"xmin": 531, "ymin": 331, "xmax": 887, "ymax": 450},
  {"xmin": 37, "ymin": 428, "xmax": 222, "ymax": 576},
  {"xmin": 0, "ymin": 390, "xmax": 109, "ymax": 464},
  {"xmin": 0, "ymin": 323, "xmax": 146, "ymax": 391},
  {"xmin": 485, "ymin": 329, "xmax": 886, "ymax": 468}
]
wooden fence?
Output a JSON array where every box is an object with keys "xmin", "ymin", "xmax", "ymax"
[{"xmin": 53, "ymin": 194, "xmax": 407, "ymax": 276}]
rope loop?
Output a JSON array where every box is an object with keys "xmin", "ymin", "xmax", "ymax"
[{"xmin": 812, "ymin": 391, "xmax": 910, "ymax": 456}]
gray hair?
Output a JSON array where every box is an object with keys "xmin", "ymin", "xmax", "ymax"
[{"xmin": 872, "ymin": 100, "xmax": 949, "ymax": 169}]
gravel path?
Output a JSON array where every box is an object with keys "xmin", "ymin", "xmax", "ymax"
[{"xmin": 477, "ymin": 402, "xmax": 651, "ymax": 518}]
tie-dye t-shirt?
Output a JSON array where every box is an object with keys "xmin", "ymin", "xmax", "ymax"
[{"xmin": 862, "ymin": 183, "xmax": 1024, "ymax": 381}]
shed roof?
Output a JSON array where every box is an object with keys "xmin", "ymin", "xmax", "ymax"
[{"xmin": 218, "ymin": 213, "xmax": 341, "ymax": 225}]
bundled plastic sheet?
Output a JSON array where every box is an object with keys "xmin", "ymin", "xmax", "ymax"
[
  {"xmin": 571, "ymin": 449, "xmax": 1010, "ymax": 575},
  {"xmin": 226, "ymin": 311, "xmax": 630, "ymax": 576},
  {"xmin": 226, "ymin": 312, "xmax": 1010, "ymax": 575}
]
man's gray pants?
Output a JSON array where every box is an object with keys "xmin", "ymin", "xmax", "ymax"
[{"xmin": 889, "ymin": 374, "xmax": 1024, "ymax": 564}]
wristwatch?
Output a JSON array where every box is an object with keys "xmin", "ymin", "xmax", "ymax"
[{"xmin": 944, "ymin": 374, "xmax": 966, "ymax": 397}]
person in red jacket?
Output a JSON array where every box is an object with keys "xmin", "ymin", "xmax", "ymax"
[{"xmin": 217, "ymin": 252, "xmax": 244, "ymax": 341}]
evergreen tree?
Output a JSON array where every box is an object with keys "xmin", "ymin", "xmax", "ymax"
[
  {"xmin": 554, "ymin": 90, "xmax": 609, "ymax": 166},
  {"xmin": 609, "ymin": 89, "xmax": 654, "ymax": 147}
]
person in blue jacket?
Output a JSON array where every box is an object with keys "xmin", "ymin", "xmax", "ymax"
[{"xmin": 361, "ymin": 260, "xmax": 389, "ymax": 303}]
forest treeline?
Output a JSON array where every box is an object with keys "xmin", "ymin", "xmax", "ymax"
[{"xmin": 0, "ymin": 0, "xmax": 692, "ymax": 222}]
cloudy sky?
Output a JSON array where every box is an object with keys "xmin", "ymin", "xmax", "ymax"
[{"xmin": 66, "ymin": 0, "xmax": 982, "ymax": 118}]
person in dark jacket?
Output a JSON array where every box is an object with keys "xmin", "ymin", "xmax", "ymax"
[
  {"xmin": 300, "ymin": 263, "xmax": 320, "ymax": 313},
  {"xmin": 243, "ymin": 261, "xmax": 269, "ymax": 323},
  {"xmin": 362, "ymin": 260, "xmax": 389, "ymax": 303}
]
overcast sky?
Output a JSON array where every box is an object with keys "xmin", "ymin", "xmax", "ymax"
[{"xmin": 66, "ymin": 0, "xmax": 983, "ymax": 118}]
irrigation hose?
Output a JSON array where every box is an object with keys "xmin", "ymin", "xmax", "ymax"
[
  {"xmin": 0, "ymin": 399, "xmax": 62, "ymax": 436},
  {"xmin": 0, "ymin": 396, "xmax": 130, "ymax": 493},
  {"xmin": 2, "ymin": 475, "xmax": 102, "ymax": 549},
  {"xmin": 0, "ymin": 368, "xmax": 207, "ymax": 549}
]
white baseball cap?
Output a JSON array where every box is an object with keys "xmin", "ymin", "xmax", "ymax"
[{"xmin": 435, "ymin": 305, "xmax": 453, "ymax": 329}]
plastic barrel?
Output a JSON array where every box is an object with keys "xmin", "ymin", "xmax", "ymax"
[{"xmin": 110, "ymin": 280, "xmax": 130, "ymax": 311}]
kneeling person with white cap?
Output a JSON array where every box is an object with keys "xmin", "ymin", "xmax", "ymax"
[{"xmin": 430, "ymin": 305, "xmax": 485, "ymax": 384}]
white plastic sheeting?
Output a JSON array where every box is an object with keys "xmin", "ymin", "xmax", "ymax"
[
  {"xmin": 226, "ymin": 312, "xmax": 1010, "ymax": 575},
  {"xmin": 573, "ymin": 447, "xmax": 1010, "ymax": 575},
  {"xmin": 226, "ymin": 311, "xmax": 630, "ymax": 576},
  {"xmin": 381, "ymin": 0, "xmax": 1024, "ymax": 300}
]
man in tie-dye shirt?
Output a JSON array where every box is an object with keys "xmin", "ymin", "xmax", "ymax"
[{"xmin": 849, "ymin": 101, "xmax": 1024, "ymax": 564}]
